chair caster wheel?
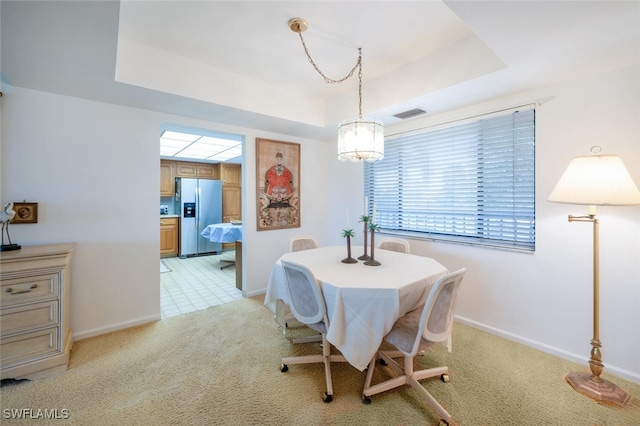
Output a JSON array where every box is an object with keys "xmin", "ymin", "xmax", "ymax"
[
  {"xmin": 280, "ymin": 364, "xmax": 288, "ymax": 372},
  {"xmin": 323, "ymin": 392, "xmax": 333, "ymax": 403},
  {"xmin": 441, "ymin": 373, "xmax": 450, "ymax": 383},
  {"xmin": 362, "ymin": 396, "xmax": 371, "ymax": 405}
]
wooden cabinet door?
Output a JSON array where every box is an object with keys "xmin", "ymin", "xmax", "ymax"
[
  {"xmin": 174, "ymin": 162, "xmax": 198, "ymax": 178},
  {"xmin": 174, "ymin": 162, "xmax": 218, "ymax": 179},
  {"xmin": 222, "ymin": 186, "xmax": 241, "ymax": 222},
  {"xmin": 160, "ymin": 160, "xmax": 174, "ymax": 196},
  {"xmin": 222, "ymin": 186, "xmax": 241, "ymax": 249},
  {"xmin": 196, "ymin": 164, "xmax": 217, "ymax": 179},
  {"xmin": 160, "ymin": 218, "xmax": 178, "ymax": 256},
  {"xmin": 220, "ymin": 164, "xmax": 241, "ymax": 186}
]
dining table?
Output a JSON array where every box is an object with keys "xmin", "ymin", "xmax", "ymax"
[{"xmin": 264, "ymin": 245, "xmax": 449, "ymax": 371}]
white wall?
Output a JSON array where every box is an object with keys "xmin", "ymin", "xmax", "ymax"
[
  {"xmin": 381, "ymin": 63, "xmax": 640, "ymax": 383},
  {"xmin": 2, "ymin": 63, "xmax": 638, "ymax": 384},
  {"xmin": 0, "ymin": 84, "xmax": 347, "ymax": 340},
  {"xmin": 2, "ymin": 87, "xmax": 162, "ymax": 337}
]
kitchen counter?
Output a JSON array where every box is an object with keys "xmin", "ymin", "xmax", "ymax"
[{"xmin": 160, "ymin": 214, "xmax": 179, "ymax": 218}]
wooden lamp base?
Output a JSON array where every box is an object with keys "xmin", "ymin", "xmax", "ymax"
[{"xmin": 565, "ymin": 372, "xmax": 630, "ymax": 407}]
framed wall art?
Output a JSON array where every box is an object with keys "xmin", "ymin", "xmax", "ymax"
[
  {"xmin": 256, "ymin": 138, "xmax": 300, "ymax": 231},
  {"xmin": 11, "ymin": 202, "xmax": 38, "ymax": 224}
]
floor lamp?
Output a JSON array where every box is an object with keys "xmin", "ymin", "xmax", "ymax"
[{"xmin": 548, "ymin": 146, "xmax": 640, "ymax": 406}]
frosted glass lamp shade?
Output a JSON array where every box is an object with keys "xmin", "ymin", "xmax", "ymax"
[
  {"xmin": 337, "ymin": 118, "xmax": 384, "ymax": 162},
  {"xmin": 548, "ymin": 154, "xmax": 640, "ymax": 206}
]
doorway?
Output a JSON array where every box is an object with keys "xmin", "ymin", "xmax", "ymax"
[
  {"xmin": 159, "ymin": 126, "xmax": 245, "ymax": 318},
  {"xmin": 160, "ymin": 255, "xmax": 242, "ymax": 318}
]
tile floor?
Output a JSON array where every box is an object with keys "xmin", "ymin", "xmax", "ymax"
[{"xmin": 160, "ymin": 251, "xmax": 243, "ymax": 319}]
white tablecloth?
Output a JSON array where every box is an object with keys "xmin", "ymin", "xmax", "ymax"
[
  {"xmin": 201, "ymin": 223, "xmax": 243, "ymax": 243},
  {"xmin": 264, "ymin": 246, "xmax": 448, "ymax": 371}
]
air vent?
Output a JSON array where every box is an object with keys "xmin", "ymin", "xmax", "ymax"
[{"xmin": 393, "ymin": 108, "xmax": 427, "ymax": 120}]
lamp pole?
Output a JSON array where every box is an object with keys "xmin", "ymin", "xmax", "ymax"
[
  {"xmin": 548, "ymin": 149, "xmax": 640, "ymax": 407},
  {"xmin": 564, "ymin": 212, "xmax": 628, "ymax": 406}
]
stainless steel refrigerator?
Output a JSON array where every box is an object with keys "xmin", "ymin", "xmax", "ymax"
[{"xmin": 175, "ymin": 178, "xmax": 223, "ymax": 257}]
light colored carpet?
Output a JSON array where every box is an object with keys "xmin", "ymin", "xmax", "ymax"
[{"xmin": 1, "ymin": 296, "xmax": 639, "ymax": 425}]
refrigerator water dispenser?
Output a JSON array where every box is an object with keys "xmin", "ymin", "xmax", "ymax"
[{"xmin": 183, "ymin": 202, "xmax": 196, "ymax": 218}]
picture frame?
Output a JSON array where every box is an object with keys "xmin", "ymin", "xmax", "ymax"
[
  {"xmin": 256, "ymin": 137, "xmax": 300, "ymax": 231},
  {"xmin": 11, "ymin": 202, "xmax": 38, "ymax": 224}
]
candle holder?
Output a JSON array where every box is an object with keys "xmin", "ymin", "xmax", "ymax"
[
  {"xmin": 341, "ymin": 229, "xmax": 358, "ymax": 264},
  {"xmin": 364, "ymin": 223, "xmax": 381, "ymax": 266},
  {"xmin": 358, "ymin": 215, "xmax": 371, "ymax": 261}
]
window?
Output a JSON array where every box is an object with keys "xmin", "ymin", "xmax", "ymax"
[{"xmin": 364, "ymin": 107, "xmax": 535, "ymax": 251}]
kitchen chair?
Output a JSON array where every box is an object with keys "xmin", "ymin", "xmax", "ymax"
[
  {"xmin": 362, "ymin": 268, "xmax": 467, "ymax": 425},
  {"xmin": 377, "ymin": 237, "xmax": 410, "ymax": 254},
  {"xmin": 289, "ymin": 235, "xmax": 319, "ymax": 252},
  {"xmin": 279, "ymin": 259, "xmax": 347, "ymax": 403}
]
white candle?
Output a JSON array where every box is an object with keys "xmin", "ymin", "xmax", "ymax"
[
  {"xmin": 372, "ymin": 203, "xmax": 376, "ymax": 223},
  {"xmin": 364, "ymin": 196, "xmax": 368, "ymax": 216},
  {"xmin": 346, "ymin": 209, "xmax": 350, "ymax": 228}
]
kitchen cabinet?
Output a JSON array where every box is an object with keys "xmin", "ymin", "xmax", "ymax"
[
  {"xmin": 160, "ymin": 217, "xmax": 179, "ymax": 256},
  {"xmin": 160, "ymin": 160, "xmax": 175, "ymax": 196},
  {"xmin": 220, "ymin": 164, "xmax": 242, "ymax": 223},
  {"xmin": 220, "ymin": 163, "xmax": 242, "ymax": 250},
  {"xmin": 220, "ymin": 163, "xmax": 241, "ymax": 186},
  {"xmin": 222, "ymin": 186, "xmax": 241, "ymax": 222},
  {"xmin": 174, "ymin": 161, "xmax": 217, "ymax": 179},
  {"xmin": 161, "ymin": 160, "xmax": 218, "ymax": 195},
  {"xmin": 1, "ymin": 243, "xmax": 75, "ymax": 380}
]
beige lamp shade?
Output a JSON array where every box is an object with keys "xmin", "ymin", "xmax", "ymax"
[{"xmin": 548, "ymin": 154, "xmax": 640, "ymax": 206}]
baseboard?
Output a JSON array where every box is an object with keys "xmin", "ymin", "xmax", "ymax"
[
  {"xmin": 455, "ymin": 315, "xmax": 640, "ymax": 385},
  {"xmin": 244, "ymin": 288, "xmax": 265, "ymax": 298},
  {"xmin": 73, "ymin": 314, "xmax": 162, "ymax": 341}
]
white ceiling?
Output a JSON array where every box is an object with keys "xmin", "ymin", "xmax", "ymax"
[{"xmin": 2, "ymin": 1, "xmax": 639, "ymax": 144}]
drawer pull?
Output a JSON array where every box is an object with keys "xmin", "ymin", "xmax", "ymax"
[{"xmin": 6, "ymin": 284, "xmax": 38, "ymax": 295}]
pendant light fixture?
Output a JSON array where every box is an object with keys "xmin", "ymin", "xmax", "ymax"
[{"xmin": 289, "ymin": 18, "xmax": 384, "ymax": 162}]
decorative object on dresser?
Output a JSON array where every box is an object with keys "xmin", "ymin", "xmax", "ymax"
[
  {"xmin": 0, "ymin": 243, "xmax": 75, "ymax": 380},
  {"xmin": 1, "ymin": 202, "xmax": 20, "ymax": 251}
]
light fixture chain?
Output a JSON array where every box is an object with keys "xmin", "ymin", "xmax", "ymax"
[
  {"xmin": 290, "ymin": 17, "xmax": 384, "ymax": 163},
  {"xmin": 358, "ymin": 49, "xmax": 363, "ymax": 119},
  {"xmin": 297, "ymin": 32, "xmax": 361, "ymax": 85}
]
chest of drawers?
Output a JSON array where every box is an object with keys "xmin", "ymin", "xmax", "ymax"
[{"xmin": 1, "ymin": 243, "xmax": 74, "ymax": 380}]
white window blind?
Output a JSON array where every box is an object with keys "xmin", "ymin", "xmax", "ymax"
[{"xmin": 365, "ymin": 107, "xmax": 536, "ymax": 251}]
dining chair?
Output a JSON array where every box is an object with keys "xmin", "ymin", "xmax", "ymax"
[
  {"xmin": 280, "ymin": 235, "xmax": 320, "ymax": 330},
  {"xmin": 377, "ymin": 237, "xmax": 410, "ymax": 254},
  {"xmin": 289, "ymin": 235, "xmax": 319, "ymax": 252},
  {"xmin": 279, "ymin": 259, "xmax": 347, "ymax": 403},
  {"xmin": 362, "ymin": 268, "xmax": 467, "ymax": 425}
]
